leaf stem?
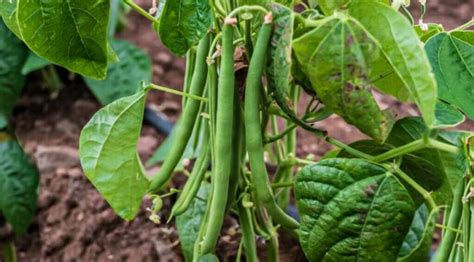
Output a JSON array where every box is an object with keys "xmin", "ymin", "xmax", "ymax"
[
  {"xmin": 372, "ymin": 139, "xmax": 425, "ymax": 162},
  {"xmin": 389, "ymin": 164, "xmax": 437, "ymax": 211},
  {"xmin": 122, "ymin": 0, "xmax": 159, "ymax": 24},
  {"xmin": 327, "ymin": 137, "xmax": 374, "ymax": 160},
  {"xmin": 147, "ymin": 84, "xmax": 208, "ymax": 103},
  {"xmin": 427, "ymin": 138, "xmax": 460, "ymax": 154},
  {"xmin": 451, "ymin": 19, "xmax": 474, "ymax": 32}
]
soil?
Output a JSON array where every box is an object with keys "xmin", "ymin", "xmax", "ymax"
[{"xmin": 1, "ymin": 1, "xmax": 472, "ymax": 261}]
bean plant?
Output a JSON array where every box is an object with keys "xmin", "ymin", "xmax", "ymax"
[{"xmin": 1, "ymin": 0, "xmax": 473, "ymax": 261}]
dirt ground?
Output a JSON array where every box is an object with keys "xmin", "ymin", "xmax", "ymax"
[{"xmin": 2, "ymin": 0, "xmax": 473, "ymax": 261}]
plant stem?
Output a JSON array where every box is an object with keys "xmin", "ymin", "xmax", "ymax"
[
  {"xmin": 226, "ymin": 5, "xmax": 268, "ymax": 19},
  {"xmin": 327, "ymin": 138, "xmax": 374, "ymax": 160},
  {"xmin": 372, "ymin": 139, "xmax": 425, "ymax": 162},
  {"xmin": 389, "ymin": 164, "xmax": 437, "ymax": 211},
  {"xmin": 452, "ymin": 19, "xmax": 474, "ymax": 31},
  {"xmin": 427, "ymin": 138, "xmax": 460, "ymax": 154},
  {"xmin": 122, "ymin": 0, "xmax": 158, "ymax": 23},
  {"xmin": 147, "ymin": 84, "xmax": 208, "ymax": 103}
]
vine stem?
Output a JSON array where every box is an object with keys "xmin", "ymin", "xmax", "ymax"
[
  {"xmin": 147, "ymin": 84, "xmax": 208, "ymax": 102},
  {"xmin": 451, "ymin": 18, "xmax": 474, "ymax": 31},
  {"xmin": 226, "ymin": 5, "xmax": 269, "ymax": 19},
  {"xmin": 122, "ymin": 0, "xmax": 159, "ymax": 23},
  {"xmin": 388, "ymin": 164, "xmax": 437, "ymax": 211}
]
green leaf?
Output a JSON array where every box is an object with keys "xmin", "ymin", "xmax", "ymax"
[
  {"xmin": 433, "ymin": 101, "xmax": 465, "ymax": 128},
  {"xmin": 85, "ymin": 40, "xmax": 152, "ymax": 105},
  {"xmin": 293, "ymin": 15, "xmax": 394, "ymax": 142},
  {"xmin": 295, "ymin": 158, "xmax": 416, "ymax": 261},
  {"xmin": 21, "ymin": 52, "xmax": 50, "ymax": 75},
  {"xmin": 349, "ymin": 0, "xmax": 438, "ymax": 126},
  {"xmin": 0, "ymin": 20, "xmax": 28, "ymax": 119},
  {"xmin": 425, "ymin": 31, "xmax": 474, "ymax": 120},
  {"xmin": 14, "ymin": 0, "xmax": 110, "ymax": 79},
  {"xmin": 397, "ymin": 205, "xmax": 438, "ymax": 261},
  {"xmin": 158, "ymin": 0, "xmax": 212, "ymax": 56},
  {"xmin": 317, "ymin": 0, "xmax": 351, "ymax": 15},
  {"xmin": 0, "ymin": 0, "xmax": 21, "ymax": 37},
  {"xmin": 79, "ymin": 91, "xmax": 149, "ymax": 220},
  {"xmin": 414, "ymin": 23, "xmax": 444, "ymax": 43},
  {"xmin": 0, "ymin": 137, "xmax": 39, "ymax": 234},
  {"xmin": 176, "ymin": 182, "xmax": 211, "ymax": 261}
]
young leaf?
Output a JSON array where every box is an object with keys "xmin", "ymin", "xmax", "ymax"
[
  {"xmin": 0, "ymin": 137, "xmax": 39, "ymax": 234},
  {"xmin": 293, "ymin": 16, "xmax": 394, "ymax": 142},
  {"xmin": 425, "ymin": 32, "xmax": 474, "ymax": 120},
  {"xmin": 79, "ymin": 91, "xmax": 149, "ymax": 220},
  {"xmin": 15, "ymin": 0, "xmax": 110, "ymax": 79},
  {"xmin": 176, "ymin": 182, "xmax": 211, "ymax": 261},
  {"xmin": 414, "ymin": 23, "xmax": 444, "ymax": 43},
  {"xmin": 349, "ymin": 0, "xmax": 437, "ymax": 126},
  {"xmin": 433, "ymin": 101, "xmax": 465, "ymax": 128},
  {"xmin": 397, "ymin": 205, "xmax": 438, "ymax": 261},
  {"xmin": 0, "ymin": 20, "xmax": 28, "ymax": 120},
  {"xmin": 84, "ymin": 40, "xmax": 152, "ymax": 105},
  {"xmin": 158, "ymin": 0, "xmax": 212, "ymax": 56},
  {"xmin": 295, "ymin": 158, "xmax": 416, "ymax": 261}
]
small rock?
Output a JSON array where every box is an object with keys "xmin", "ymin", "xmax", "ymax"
[
  {"xmin": 38, "ymin": 190, "xmax": 57, "ymax": 209},
  {"xmin": 63, "ymin": 241, "xmax": 84, "ymax": 259},
  {"xmin": 35, "ymin": 145, "xmax": 80, "ymax": 173},
  {"xmin": 68, "ymin": 168, "xmax": 83, "ymax": 178},
  {"xmin": 55, "ymin": 119, "xmax": 80, "ymax": 137}
]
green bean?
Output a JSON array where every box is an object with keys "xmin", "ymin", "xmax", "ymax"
[
  {"xmin": 227, "ymin": 87, "xmax": 244, "ymax": 209},
  {"xmin": 183, "ymin": 48, "xmax": 197, "ymax": 108},
  {"xmin": 148, "ymin": 35, "xmax": 210, "ymax": 193},
  {"xmin": 244, "ymin": 13, "xmax": 298, "ymax": 230},
  {"xmin": 170, "ymin": 122, "xmax": 210, "ymax": 218},
  {"xmin": 436, "ymin": 180, "xmax": 465, "ymax": 261},
  {"xmin": 238, "ymin": 202, "xmax": 258, "ymax": 262},
  {"xmin": 198, "ymin": 19, "xmax": 236, "ymax": 254}
]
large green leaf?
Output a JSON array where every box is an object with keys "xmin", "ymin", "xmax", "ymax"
[
  {"xmin": 348, "ymin": 0, "xmax": 437, "ymax": 126},
  {"xmin": 293, "ymin": 15, "xmax": 394, "ymax": 142},
  {"xmin": 425, "ymin": 31, "xmax": 474, "ymax": 120},
  {"xmin": 13, "ymin": 0, "xmax": 110, "ymax": 79},
  {"xmin": 295, "ymin": 158, "xmax": 416, "ymax": 261},
  {"xmin": 0, "ymin": 20, "xmax": 28, "ymax": 121},
  {"xmin": 0, "ymin": 136, "xmax": 39, "ymax": 234},
  {"xmin": 85, "ymin": 40, "xmax": 152, "ymax": 105},
  {"xmin": 176, "ymin": 182, "xmax": 210, "ymax": 261},
  {"xmin": 79, "ymin": 91, "xmax": 149, "ymax": 220},
  {"xmin": 158, "ymin": 0, "xmax": 211, "ymax": 56},
  {"xmin": 397, "ymin": 205, "xmax": 438, "ymax": 261},
  {"xmin": 0, "ymin": 0, "xmax": 21, "ymax": 37}
]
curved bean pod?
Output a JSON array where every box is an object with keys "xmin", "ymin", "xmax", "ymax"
[{"xmin": 148, "ymin": 35, "xmax": 210, "ymax": 192}]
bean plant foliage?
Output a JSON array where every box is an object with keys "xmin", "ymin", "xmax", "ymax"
[{"xmin": 1, "ymin": 0, "xmax": 473, "ymax": 261}]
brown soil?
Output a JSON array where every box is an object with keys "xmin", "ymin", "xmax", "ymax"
[{"xmin": 1, "ymin": 1, "xmax": 472, "ymax": 261}]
